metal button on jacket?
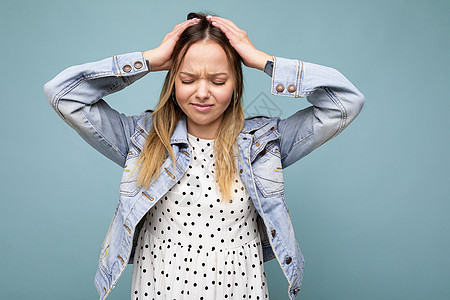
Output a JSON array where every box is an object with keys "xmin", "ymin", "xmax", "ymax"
[
  {"xmin": 134, "ymin": 61, "xmax": 143, "ymax": 69},
  {"xmin": 276, "ymin": 83, "xmax": 285, "ymax": 92},
  {"xmin": 285, "ymin": 256, "xmax": 292, "ymax": 264},
  {"xmin": 271, "ymin": 229, "xmax": 276, "ymax": 237},
  {"xmin": 122, "ymin": 65, "xmax": 132, "ymax": 72},
  {"xmin": 287, "ymin": 84, "xmax": 297, "ymax": 93}
]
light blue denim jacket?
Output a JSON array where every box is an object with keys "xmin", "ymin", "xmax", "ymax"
[{"xmin": 44, "ymin": 51, "xmax": 364, "ymax": 299}]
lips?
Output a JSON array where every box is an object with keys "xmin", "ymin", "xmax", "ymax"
[
  {"xmin": 191, "ymin": 103, "xmax": 214, "ymax": 112},
  {"xmin": 192, "ymin": 103, "xmax": 213, "ymax": 107}
]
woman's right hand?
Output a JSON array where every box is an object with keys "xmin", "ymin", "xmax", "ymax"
[{"xmin": 143, "ymin": 18, "xmax": 200, "ymax": 72}]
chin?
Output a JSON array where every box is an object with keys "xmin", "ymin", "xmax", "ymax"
[{"xmin": 191, "ymin": 119, "xmax": 215, "ymax": 126}]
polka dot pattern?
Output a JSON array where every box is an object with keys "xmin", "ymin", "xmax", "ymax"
[{"xmin": 131, "ymin": 133, "xmax": 268, "ymax": 299}]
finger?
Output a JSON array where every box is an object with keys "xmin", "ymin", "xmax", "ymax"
[
  {"xmin": 163, "ymin": 18, "xmax": 199, "ymax": 43},
  {"xmin": 210, "ymin": 18, "xmax": 250, "ymax": 46},
  {"xmin": 167, "ymin": 18, "xmax": 199, "ymax": 41},
  {"xmin": 208, "ymin": 16, "xmax": 243, "ymax": 33},
  {"xmin": 209, "ymin": 18, "xmax": 238, "ymax": 38},
  {"xmin": 174, "ymin": 17, "xmax": 199, "ymax": 29},
  {"xmin": 172, "ymin": 18, "xmax": 199, "ymax": 34},
  {"xmin": 210, "ymin": 17, "xmax": 246, "ymax": 40}
]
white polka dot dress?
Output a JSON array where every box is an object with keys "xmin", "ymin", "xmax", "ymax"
[{"xmin": 131, "ymin": 133, "xmax": 269, "ymax": 300}]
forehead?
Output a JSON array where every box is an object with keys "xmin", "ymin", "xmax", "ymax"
[{"xmin": 179, "ymin": 41, "xmax": 231, "ymax": 74}]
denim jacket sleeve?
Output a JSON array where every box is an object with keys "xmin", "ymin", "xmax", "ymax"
[
  {"xmin": 44, "ymin": 52, "xmax": 364, "ymax": 170},
  {"xmin": 270, "ymin": 57, "xmax": 365, "ymax": 168},
  {"xmin": 44, "ymin": 52, "xmax": 150, "ymax": 167}
]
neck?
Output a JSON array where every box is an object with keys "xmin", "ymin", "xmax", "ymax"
[
  {"xmin": 186, "ymin": 126, "xmax": 218, "ymax": 140},
  {"xmin": 186, "ymin": 117, "xmax": 222, "ymax": 140}
]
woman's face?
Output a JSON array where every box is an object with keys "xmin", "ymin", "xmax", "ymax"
[{"xmin": 174, "ymin": 41, "xmax": 234, "ymax": 139}]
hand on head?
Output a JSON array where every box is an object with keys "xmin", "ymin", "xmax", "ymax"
[
  {"xmin": 143, "ymin": 13, "xmax": 272, "ymax": 72},
  {"xmin": 206, "ymin": 15, "xmax": 272, "ymax": 70},
  {"xmin": 143, "ymin": 17, "xmax": 200, "ymax": 72}
]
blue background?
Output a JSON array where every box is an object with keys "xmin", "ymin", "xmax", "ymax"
[{"xmin": 1, "ymin": 0, "xmax": 449, "ymax": 299}]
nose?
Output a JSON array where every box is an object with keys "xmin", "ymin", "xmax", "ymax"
[{"xmin": 195, "ymin": 80, "xmax": 210, "ymax": 100}]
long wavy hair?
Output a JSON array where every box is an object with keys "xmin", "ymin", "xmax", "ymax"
[{"xmin": 134, "ymin": 13, "xmax": 245, "ymax": 202}]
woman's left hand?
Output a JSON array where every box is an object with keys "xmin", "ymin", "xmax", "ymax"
[{"xmin": 207, "ymin": 16, "xmax": 273, "ymax": 71}]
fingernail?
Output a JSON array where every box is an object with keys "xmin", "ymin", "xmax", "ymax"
[
  {"xmin": 206, "ymin": 15, "xmax": 212, "ymax": 19},
  {"xmin": 212, "ymin": 21, "xmax": 217, "ymax": 25}
]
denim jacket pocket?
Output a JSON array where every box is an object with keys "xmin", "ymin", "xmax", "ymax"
[
  {"xmin": 252, "ymin": 142, "xmax": 284, "ymax": 197},
  {"xmin": 119, "ymin": 154, "xmax": 141, "ymax": 197},
  {"xmin": 119, "ymin": 180, "xmax": 140, "ymax": 197}
]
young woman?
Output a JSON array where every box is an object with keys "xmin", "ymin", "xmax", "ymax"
[{"xmin": 44, "ymin": 13, "xmax": 364, "ymax": 300}]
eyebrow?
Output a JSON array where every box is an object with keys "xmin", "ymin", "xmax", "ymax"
[{"xmin": 179, "ymin": 72, "xmax": 229, "ymax": 77}]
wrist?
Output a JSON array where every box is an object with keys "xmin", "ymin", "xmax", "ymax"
[
  {"xmin": 255, "ymin": 51, "xmax": 273, "ymax": 71},
  {"xmin": 143, "ymin": 50, "xmax": 154, "ymax": 71}
]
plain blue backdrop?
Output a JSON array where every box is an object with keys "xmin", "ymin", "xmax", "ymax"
[{"xmin": 1, "ymin": 0, "xmax": 449, "ymax": 299}]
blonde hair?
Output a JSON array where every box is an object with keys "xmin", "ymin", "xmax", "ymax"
[{"xmin": 134, "ymin": 13, "xmax": 244, "ymax": 201}]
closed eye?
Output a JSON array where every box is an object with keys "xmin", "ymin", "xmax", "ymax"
[{"xmin": 181, "ymin": 81, "xmax": 225, "ymax": 85}]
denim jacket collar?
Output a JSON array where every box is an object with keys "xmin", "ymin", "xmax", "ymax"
[
  {"xmin": 169, "ymin": 115, "xmax": 189, "ymax": 145},
  {"xmin": 133, "ymin": 111, "xmax": 191, "ymax": 149},
  {"xmin": 241, "ymin": 115, "xmax": 274, "ymax": 134}
]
